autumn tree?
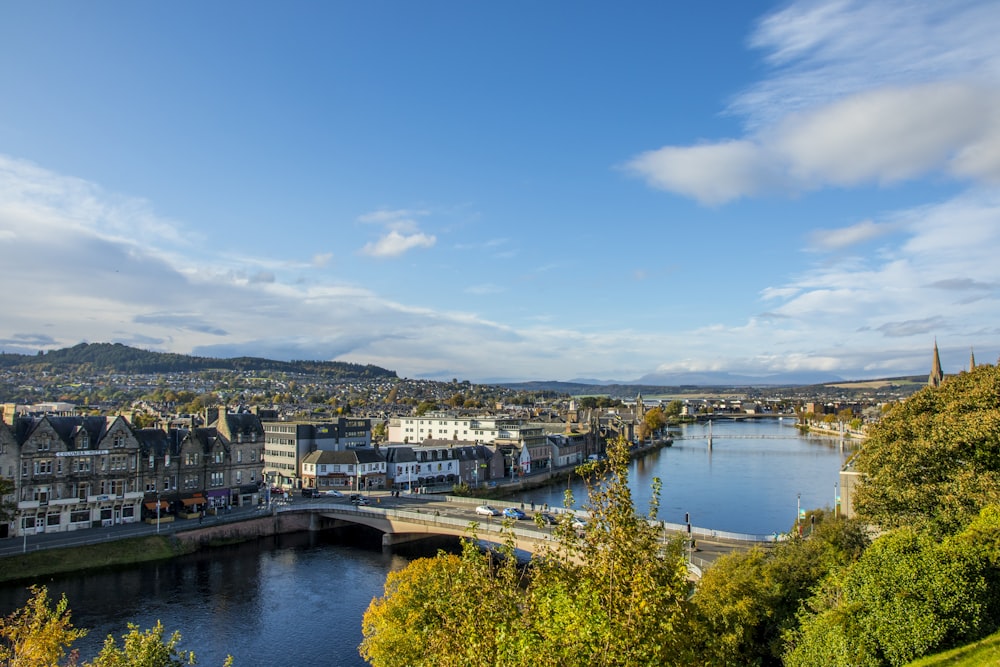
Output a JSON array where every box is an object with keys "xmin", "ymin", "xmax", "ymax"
[
  {"xmin": 0, "ymin": 586, "xmax": 231, "ymax": 667},
  {"xmin": 0, "ymin": 586, "xmax": 86, "ymax": 667},
  {"xmin": 360, "ymin": 435, "xmax": 691, "ymax": 666}
]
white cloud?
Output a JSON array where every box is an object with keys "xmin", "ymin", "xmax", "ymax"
[
  {"xmin": 808, "ymin": 219, "xmax": 895, "ymax": 251},
  {"xmin": 360, "ymin": 231, "xmax": 436, "ymax": 258},
  {"xmin": 356, "ymin": 207, "xmax": 436, "ymax": 257},
  {"xmin": 625, "ymin": 140, "xmax": 780, "ymax": 205},
  {"xmin": 628, "ymin": 0, "xmax": 1000, "ymax": 203}
]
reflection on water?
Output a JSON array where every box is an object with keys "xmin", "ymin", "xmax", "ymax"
[
  {"xmin": 0, "ymin": 528, "xmax": 461, "ymax": 666},
  {"xmin": 515, "ymin": 418, "xmax": 854, "ymax": 535}
]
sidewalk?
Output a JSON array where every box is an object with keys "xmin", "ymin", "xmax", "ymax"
[{"xmin": 0, "ymin": 503, "xmax": 267, "ymax": 558}]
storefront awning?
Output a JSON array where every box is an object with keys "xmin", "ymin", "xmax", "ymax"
[
  {"xmin": 144, "ymin": 501, "xmax": 169, "ymax": 510},
  {"xmin": 181, "ymin": 497, "xmax": 203, "ymax": 507}
]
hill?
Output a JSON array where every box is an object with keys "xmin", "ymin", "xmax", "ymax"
[{"xmin": 0, "ymin": 342, "xmax": 397, "ymax": 380}]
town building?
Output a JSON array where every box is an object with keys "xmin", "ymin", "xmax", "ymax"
[
  {"xmin": 0, "ymin": 406, "xmax": 267, "ymax": 538},
  {"xmin": 301, "ymin": 448, "xmax": 386, "ymax": 493},
  {"xmin": 261, "ymin": 417, "xmax": 372, "ymax": 490}
]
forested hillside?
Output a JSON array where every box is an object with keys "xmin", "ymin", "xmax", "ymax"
[{"xmin": 0, "ymin": 342, "xmax": 397, "ymax": 380}]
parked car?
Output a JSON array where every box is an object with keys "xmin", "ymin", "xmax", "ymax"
[
  {"xmin": 502, "ymin": 507, "xmax": 527, "ymax": 520},
  {"xmin": 475, "ymin": 504, "xmax": 500, "ymax": 516},
  {"xmin": 301, "ymin": 488, "xmax": 320, "ymax": 498},
  {"xmin": 571, "ymin": 517, "xmax": 588, "ymax": 531}
]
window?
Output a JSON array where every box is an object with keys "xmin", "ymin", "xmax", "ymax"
[
  {"xmin": 185, "ymin": 453, "xmax": 199, "ymax": 466},
  {"xmin": 250, "ymin": 449, "xmax": 258, "ymax": 462},
  {"xmin": 214, "ymin": 451, "xmax": 224, "ymax": 464},
  {"xmin": 79, "ymin": 433, "xmax": 90, "ymax": 449},
  {"xmin": 236, "ymin": 470, "xmax": 242, "ymax": 484},
  {"xmin": 70, "ymin": 510, "xmax": 89, "ymax": 524},
  {"xmin": 34, "ymin": 460, "xmax": 53, "ymax": 475},
  {"xmin": 111, "ymin": 455, "xmax": 128, "ymax": 472},
  {"xmin": 210, "ymin": 472, "xmax": 224, "ymax": 487},
  {"xmin": 47, "ymin": 513, "xmax": 60, "ymax": 526},
  {"xmin": 237, "ymin": 450, "xmax": 243, "ymax": 463},
  {"xmin": 113, "ymin": 433, "xmax": 125, "ymax": 448},
  {"xmin": 73, "ymin": 458, "xmax": 91, "ymax": 473},
  {"xmin": 37, "ymin": 438, "xmax": 50, "ymax": 452}
]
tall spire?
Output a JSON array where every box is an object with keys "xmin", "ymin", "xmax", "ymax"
[
  {"xmin": 970, "ymin": 347, "xmax": 976, "ymax": 371},
  {"xmin": 929, "ymin": 339, "xmax": 944, "ymax": 388}
]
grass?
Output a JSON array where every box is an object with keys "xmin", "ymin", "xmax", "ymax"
[
  {"xmin": 0, "ymin": 535, "xmax": 195, "ymax": 585},
  {"xmin": 908, "ymin": 630, "xmax": 1000, "ymax": 666}
]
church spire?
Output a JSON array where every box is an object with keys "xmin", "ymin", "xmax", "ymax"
[
  {"xmin": 970, "ymin": 347, "xmax": 976, "ymax": 371},
  {"xmin": 929, "ymin": 339, "xmax": 944, "ymax": 388}
]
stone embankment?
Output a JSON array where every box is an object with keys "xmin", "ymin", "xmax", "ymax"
[{"xmin": 172, "ymin": 511, "xmax": 312, "ymax": 548}]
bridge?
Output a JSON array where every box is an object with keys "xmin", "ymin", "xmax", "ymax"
[{"xmin": 272, "ymin": 494, "xmax": 777, "ymax": 577}]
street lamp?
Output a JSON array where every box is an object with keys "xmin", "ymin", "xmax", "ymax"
[{"xmin": 156, "ymin": 490, "xmax": 161, "ymax": 534}]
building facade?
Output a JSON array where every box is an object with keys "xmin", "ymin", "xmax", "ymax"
[{"xmin": 262, "ymin": 417, "xmax": 372, "ymax": 490}]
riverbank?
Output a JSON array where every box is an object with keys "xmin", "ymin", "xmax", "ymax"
[
  {"xmin": 0, "ymin": 438, "xmax": 673, "ymax": 585},
  {"xmin": 0, "ymin": 510, "xmax": 314, "ymax": 585},
  {"xmin": 0, "ymin": 535, "xmax": 189, "ymax": 585}
]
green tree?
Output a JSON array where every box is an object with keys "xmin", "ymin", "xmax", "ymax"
[
  {"xmin": 852, "ymin": 364, "xmax": 1000, "ymax": 535},
  {"xmin": 785, "ymin": 526, "xmax": 992, "ymax": 666},
  {"xmin": 663, "ymin": 400, "xmax": 683, "ymax": 418},
  {"xmin": 687, "ymin": 512, "xmax": 869, "ymax": 665},
  {"xmin": 89, "ymin": 621, "xmax": 232, "ymax": 667},
  {"xmin": 414, "ymin": 400, "xmax": 437, "ymax": 416}
]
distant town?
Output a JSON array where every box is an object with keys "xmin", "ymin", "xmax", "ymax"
[{"xmin": 0, "ymin": 342, "xmax": 931, "ymax": 540}]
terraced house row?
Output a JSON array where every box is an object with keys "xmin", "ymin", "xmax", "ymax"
[{"xmin": 0, "ymin": 407, "xmax": 267, "ymax": 538}]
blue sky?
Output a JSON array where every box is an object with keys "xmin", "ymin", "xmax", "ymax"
[{"xmin": 1, "ymin": 0, "xmax": 999, "ymax": 383}]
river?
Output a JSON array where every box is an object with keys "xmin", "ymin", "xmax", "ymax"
[{"xmin": 0, "ymin": 418, "xmax": 853, "ymax": 665}]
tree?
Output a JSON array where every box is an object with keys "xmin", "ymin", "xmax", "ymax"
[
  {"xmin": 642, "ymin": 406, "xmax": 667, "ymax": 438},
  {"xmin": 0, "ymin": 587, "xmax": 231, "ymax": 667},
  {"xmin": 360, "ymin": 541, "xmax": 524, "ymax": 667},
  {"xmin": 414, "ymin": 400, "xmax": 437, "ymax": 416},
  {"xmin": 360, "ymin": 436, "xmax": 691, "ymax": 666},
  {"xmin": 663, "ymin": 400, "xmax": 683, "ymax": 418},
  {"xmin": 852, "ymin": 364, "xmax": 1000, "ymax": 535},
  {"xmin": 785, "ymin": 526, "xmax": 991, "ymax": 666},
  {"xmin": 89, "ymin": 621, "xmax": 232, "ymax": 667},
  {"xmin": 687, "ymin": 512, "xmax": 870, "ymax": 665},
  {"xmin": 0, "ymin": 586, "xmax": 86, "ymax": 667}
]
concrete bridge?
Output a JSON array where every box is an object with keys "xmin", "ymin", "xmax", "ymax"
[{"xmin": 271, "ymin": 494, "xmax": 776, "ymax": 576}]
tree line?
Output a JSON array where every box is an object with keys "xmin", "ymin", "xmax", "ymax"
[{"xmin": 0, "ymin": 342, "xmax": 397, "ymax": 379}]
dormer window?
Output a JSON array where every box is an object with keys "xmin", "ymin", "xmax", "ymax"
[
  {"xmin": 79, "ymin": 433, "xmax": 89, "ymax": 449},
  {"xmin": 113, "ymin": 434, "xmax": 125, "ymax": 448}
]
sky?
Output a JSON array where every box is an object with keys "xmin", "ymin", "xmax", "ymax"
[{"xmin": 1, "ymin": 0, "xmax": 999, "ymax": 384}]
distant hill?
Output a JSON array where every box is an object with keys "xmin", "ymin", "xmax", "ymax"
[
  {"xmin": 501, "ymin": 375, "xmax": 927, "ymax": 399},
  {"xmin": 0, "ymin": 342, "xmax": 397, "ymax": 380}
]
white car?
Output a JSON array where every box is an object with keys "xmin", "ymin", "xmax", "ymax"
[
  {"xmin": 319, "ymin": 489, "xmax": 343, "ymax": 497},
  {"xmin": 475, "ymin": 504, "xmax": 501, "ymax": 516}
]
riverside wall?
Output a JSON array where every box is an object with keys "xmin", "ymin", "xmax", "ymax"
[{"xmin": 173, "ymin": 512, "xmax": 312, "ymax": 548}]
